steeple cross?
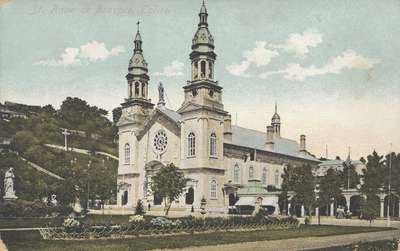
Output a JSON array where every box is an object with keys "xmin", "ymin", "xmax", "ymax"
[{"xmin": 137, "ymin": 21, "xmax": 140, "ymax": 32}]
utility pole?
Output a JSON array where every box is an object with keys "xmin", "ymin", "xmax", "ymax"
[
  {"xmin": 61, "ymin": 129, "xmax": 71, "ymax": 151},
  {"xmin": 387, "ymin": 143, "xmax": 392, "ymax": 227}
]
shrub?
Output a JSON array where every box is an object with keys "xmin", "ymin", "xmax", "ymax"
[
  {"xmin": 135, "ymin": 199, "xmax": 145, "ymax": 215},
  {"xmin": 62, "ymin": 217, "xmax": 82, "ymax": 233},
  {"xmin": 129, "ymin": 215, "xmax": 144, "ymax": 223}
]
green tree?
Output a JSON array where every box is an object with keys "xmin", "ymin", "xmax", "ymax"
[
  {"xmin": 341, "ymin": 162, "xmax": 360, "ymax": 190},
  {"xmin": 151, "ymin": 163, "xmax": 187, "ymax": 216},
  {"xmin": 281, "ymin": 164, "xmax": 316, "ymax": 218},
  {"xmin": 361, "ymin": 196, "xmax": 379, "ymax": 224},
  {"xmin": 135, "ymin": 199, "xmax": 145, "ymax": 215},
  {"xmin": 318, "ymin": 168, "xmax": 343, "ymax": 209},
  {"xmin": 112, "ymin": 107, "xmax": 122, "ymax": 124},
  {"xmin": 361, "ymin": 151, "xmax": 385, "ymax": 196}
]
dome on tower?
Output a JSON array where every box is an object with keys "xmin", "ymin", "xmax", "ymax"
[
  {"xmin": 128, "ymin": 53, "xmax": 148, "ymax": 72},
  {"xmin": 192, "ymin": 27, "xmax": 214, "ymax": 47}
]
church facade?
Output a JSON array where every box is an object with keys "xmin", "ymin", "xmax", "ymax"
[{"xmin": 116, "ymin": 2, "xmax": 320, "ymax": 214}]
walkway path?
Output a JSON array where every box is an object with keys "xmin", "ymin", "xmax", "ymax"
[
  {"xmin": 155, "ymin": 229, "xmax": 400, "ymax": 251},
  {"xmin": 45, "ymin": 144, "xmax": 119, "ymax": 160},
  {"xmin": 19, "ymin": 156, "xmax": 64, "ymax": 180}
]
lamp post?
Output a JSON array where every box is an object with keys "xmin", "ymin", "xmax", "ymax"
[{"xmin": 387, "ymin": 144, "xmax": 392, "ymax": 227}]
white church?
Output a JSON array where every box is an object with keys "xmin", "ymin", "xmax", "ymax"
[{"xmin": 116, "ymin": 2, "xmax": 320, "ymax": 214}]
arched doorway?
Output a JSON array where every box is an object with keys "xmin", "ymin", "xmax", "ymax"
[
  {"xmin": 350, "ymin": 195, "xmax": 362, "ymax": 217},
  {"xmin": 336, "ymin": 195, "xmax": 347, "ymax": 212},
  {"xmin": 153, "ymin": 192, "xmax": 163, "ymax": 205},
  {"xmin": 122, "ymin": 191, "xmax": 128, "ymax": 206},
  {"xmin": 185, "ymin": 187, "xmax": 194, "ymax": 205},
  {"xmin": 229, "ymin": 193, "xmax": 239, "ymax": 206},
  {"xmin": 384, "ymin": 194, "xmax": 399, "ymax": 217}
]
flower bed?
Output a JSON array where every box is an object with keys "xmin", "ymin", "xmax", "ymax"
[{"xmin": 39, "ymin": 215, "xmax": 299, "ymax": 240}]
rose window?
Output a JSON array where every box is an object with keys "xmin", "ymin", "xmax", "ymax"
[{"xmin": 153, "ymin": 130, "xmax": 168, "ymax": 154}]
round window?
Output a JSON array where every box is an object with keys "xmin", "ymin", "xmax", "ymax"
[{"xmin": 153, "ymin": 130, "xmax": 168, "ymax": 154}]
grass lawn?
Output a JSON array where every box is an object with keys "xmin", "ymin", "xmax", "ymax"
[{"xmin": 1, "ymin": 225, "xmax": 394, "ymax": 251}]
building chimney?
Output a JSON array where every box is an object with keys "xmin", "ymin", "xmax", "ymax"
[
  {"xmin": 299, "ymin": 134, "xmax": 306, "ymax": 156},
  {"xmin": 265, "ymin": 126, "xmax": 274, "ymax": 151}
]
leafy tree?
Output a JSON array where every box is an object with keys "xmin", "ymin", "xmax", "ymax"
[
  {"xmin": 151, "ymin": 163, "xmax": 187, "ymax": 215},
  {"xmin": 135, "ymin": 199, "xmax": 145, "ymax": 215},
  {"xmin": 341, "ymin": 162, "xmax": 360, "ymax": 189},
  {"xmin": 361, "ymin": 151, "xmax": 385, "ymax": 196},
  {"xmin": 318, "ymin": 168, "xmax": 342, "ymax": 208},
  {"xmin": 361, "ymin": 196, "xmax": 379, "ymax": 224},
  {"xmin": 281, "ymin": 164, "xmax": 316, "ymax": 217},
  {"xmin": 112, "ymin": 107, "xmax": 122, "ymax": 124},
  {"xmin": 383, "ymin": 152, "xmax": 400, "ymax": 195}
]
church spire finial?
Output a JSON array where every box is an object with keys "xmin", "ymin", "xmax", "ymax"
[
  {"xmin": 134, "ymin": 20, "xmax": 142, "ymax": 52},
  {"xmin": 275, "ymin": 101, "xmax": 277, "ymax": 114},
  {"xmin": 199, "ymin": 0, "xmax": 208, "ymax": 26}
]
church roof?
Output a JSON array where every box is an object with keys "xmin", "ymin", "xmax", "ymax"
[
  {"xmin": 146, "ymin": 108, "xmax": 317, "ymax": 161},
  {"xmin": 158, "ymin": 106, "xmax": 181, "ymax": 123},
  {"xmin": 231, "ymin": 125, "xmax": 318, "ymax": 161}
]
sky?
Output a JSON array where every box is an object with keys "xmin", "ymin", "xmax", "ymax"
[{"xmin": 1, "ymin": 0, "xmax": 399, "ymax": 160}]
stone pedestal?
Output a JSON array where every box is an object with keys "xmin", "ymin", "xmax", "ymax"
[
  {"xmin": 301, "ymin": 205, "xmax": 305, "ymax": 217},
  {"xmin": 330, "ymin": 202, "xmax": 334, "ymax": 217},
  {"xmin": 380, "ymin": 199, "xmax": 385, "ymax": 218}
]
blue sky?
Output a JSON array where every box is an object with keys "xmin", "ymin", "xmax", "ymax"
[{"xmin": 1, "ymin": 0, "xmax": 399, "ymax": 159}]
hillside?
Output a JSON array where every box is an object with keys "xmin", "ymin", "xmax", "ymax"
[{"xmin": 0, "ymin": 97, "xmax": 119, "ymax": 208}]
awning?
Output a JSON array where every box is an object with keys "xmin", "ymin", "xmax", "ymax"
[
  {"xmin": 235, "ymin": 197, "xmax": 255, "ymax": 206},
  {"xmin": 261, "ymin": 196, "xmax": 279, "ymax": 206}
]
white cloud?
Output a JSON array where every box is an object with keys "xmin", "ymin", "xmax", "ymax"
[
  {"xmin": 225, "ymin": 41, "xmax": 278, "ymax": 77},
  {"xmin": 259, "ymin": 50, "xmax": 381, "ymax": 81},
  {"xmin": 273, "ymin": 29, "xmax": 323, "ymax": 57},
  {"xmin": 35, "ymin": 41, "xmax": 125, "ymax": 66},
  {"xmin": 154, "ymin": 60, "xmax": 184, "ymax": 77}
]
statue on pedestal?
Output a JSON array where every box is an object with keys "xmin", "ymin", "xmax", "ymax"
[
  {"xmin": 157, "ymin": 82, "xmax": 166, "ymax": 107},
  {"xmin": 3, "ymin": 167, "xmax": 18, "ymax": 200}
]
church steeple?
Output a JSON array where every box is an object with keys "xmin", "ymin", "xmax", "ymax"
[
  {"xmin": 271, "ymin": 102, "xmax": 281, "ymax": 137},
  {"xmin": 123, "ymin": 21, "xmax": 153, "ymax": 110},
  {"xmin": 134, "ymin": 21, "xmax": 142, "ymax": 53},
  {"xmin": 190, "ymin": 0, "xmax": 216, "ymax": 82},
  {"xmin": 178, "ymin": 1, "xmax": 226, "ymax": 116},
  {"xmin": 199, "ymin": 0, "xmax": 208, "ymax": 27}
]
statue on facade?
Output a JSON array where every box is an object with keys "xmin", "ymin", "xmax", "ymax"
[
  {"xmin": 157, "ymin": 82, "xmax": 166, "ymax": 107},
  {"xmin": 3, "ymin": 167, "xmax": 18, "ymax": 200}
]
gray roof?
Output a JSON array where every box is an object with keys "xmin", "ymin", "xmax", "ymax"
[
  {"xmin": 319, "ymin": 159, "xmax": 363, "ymax": 167},
  {"xmin": 157, "ymin": 107, "xmax": 181, "ymax": 123},
  {"xmin": 152, "ymin": 108, "xmax": 317, "ymax": 161},
  {"xmin": 231, "ymin": 126, "xmax": 318, "ymax": 161}
]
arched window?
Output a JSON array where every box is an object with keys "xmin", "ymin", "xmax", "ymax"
[
  {"xmin": 124, "ymin": 143, "xmax": 130, "ymax": 164},
  {"xmin": 210, "ymin": 132, "xmax": 217, "ymax": 156},
  {"xmin": 248, "ymin": 166, "xmax": 254, "ymax": 179},
  {"xmin": 275, "ymin": 170, "xmax": 280, "ymax": 186},
  {"xmin": 234, "ymin": 164, "xmax": 240, "ymax": 183},
  {"xmin": 185, "ymin": 187, "xmax": 194, "ymax": 205},
  {"xmin": 210, "ymin": 179, "xmax": 217, "ymax": 199},
  {"xmin": 262, "ymin": 168, "xmax": 267, "ymax": 185},
  {"xmin": 135, "ymin": 82, "xmax": 140, "ymax": 96},
  {"xmin": 122, "ymin": 191, "xmax": 128, "ymax": 206},
  {"xmin": 141, "ymin": 82, "xmax": 146, "ymax": 97},
  {"xmin": 200, "ymin": 61, "xmax": 206, "ymax": 78},
  {"xmin": 208, "ymin": 61, "xmax": 213, "ymax": 79},
  {"xmin": 194, "ymin": 61, "xmax": 198, "ymax": 79},
  {"xmin": 187, "ymin": 132, "xmax": 196, "ymax": 157},
  {"xmin": 129, "ymin": 83, "xmax": 133, "ymax": 98}
]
